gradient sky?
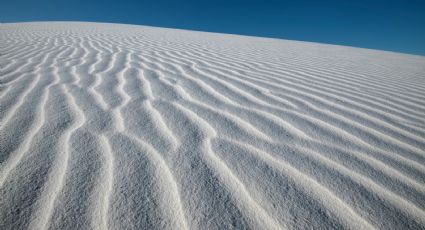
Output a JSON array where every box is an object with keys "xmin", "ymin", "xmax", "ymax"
[{"xmin": 1, "ymin": 0, "xmax": 425, "ymax": 56}]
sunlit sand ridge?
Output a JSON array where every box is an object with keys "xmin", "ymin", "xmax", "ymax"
[{"xmin": 1, "ymin": 22, "xmax": 425, "ymax": 229}]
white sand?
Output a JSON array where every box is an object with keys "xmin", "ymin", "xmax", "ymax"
[{"xmin": 1, "ymin": 22, "xmax": 425, "ymax": 230}]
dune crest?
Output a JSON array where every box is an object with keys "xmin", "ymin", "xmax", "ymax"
[{"xmin": 1, "ymin": 22, "xmax": 425, "ymax": 229}]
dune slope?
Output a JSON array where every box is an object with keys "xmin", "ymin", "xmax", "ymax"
[{"xmin": 1, "ymin": 22, "xmax": 425, "ymax": 229}]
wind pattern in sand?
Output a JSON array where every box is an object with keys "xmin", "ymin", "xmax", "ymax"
[{"xmin": 1, "ymin": 22, "xmax": 425, "ymax": 230}]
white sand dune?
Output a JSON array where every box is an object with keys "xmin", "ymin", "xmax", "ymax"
[{"xmin": 1, "ymin": 22, "xmax": 425, "ymax": 229}]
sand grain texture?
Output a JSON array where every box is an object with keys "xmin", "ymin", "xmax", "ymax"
[{"xmin": 1, "ymin": 22, "xmax": 425, "ymax": 230}]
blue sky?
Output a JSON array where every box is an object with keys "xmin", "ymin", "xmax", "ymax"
[{"xmin": 1, "ymin": 0, "xmax": 425, "ymax": 56}]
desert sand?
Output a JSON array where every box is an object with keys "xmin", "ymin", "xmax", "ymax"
[{"xmin": 1, "ymin": 22, "xmax": 425, "ymax": 229}]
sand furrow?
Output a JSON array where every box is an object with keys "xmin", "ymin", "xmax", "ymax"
[
  {"xmin": 213, "ymin": 138, "xmax": 376, "ymax": 229},
  {"xmin": 171, "ymin": 102, "xmax": 283, "ymax": 229},
  {"xmin": 1, "ymin": 22, "xmax": 425, "ymax": 230},
  {"xmin": 0, "ymin": 70, "xmax": 58, "ymax": 186},
  {"xmin": 124, "ymin": 133, "xmax": 189, "ymax": 230},
  {"xmin": 27, "ymin": 84, "xmax": 86, "ymax": 230}
]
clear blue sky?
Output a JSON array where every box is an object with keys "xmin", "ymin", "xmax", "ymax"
[{"xmin": 1, "ymin": 0, "xmax": 425, "ymax": 56}]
